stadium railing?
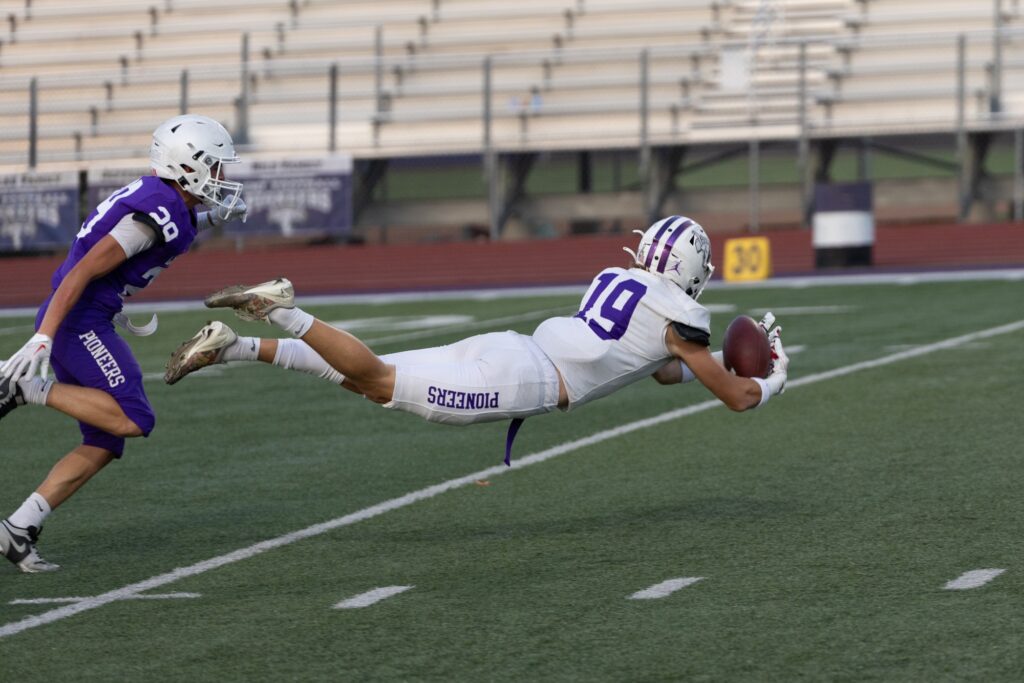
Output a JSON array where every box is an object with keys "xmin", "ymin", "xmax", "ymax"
[{"xmin": 2, "ymin": 1, "xmax": 1024, "ymax": 170}]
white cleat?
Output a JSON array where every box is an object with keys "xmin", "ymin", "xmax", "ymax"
[
  {"xmin": 165, "ymin": 320, "xmax": 238, "ymax": 385},
  {"xmin": 0, "ymin": 520, "xmax": 60, "ymax": 573},
  {"xmin": 204, "ymin": 277, "xmax": 295, "ymax": 323}
]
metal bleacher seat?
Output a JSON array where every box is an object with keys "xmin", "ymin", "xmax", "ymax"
[
  {"xmin": 1, "ymin": 0, "xmax": 1021, "ymax": 168},
  {"xmin": 810, "ymin": 0, "xmax": 1024, "ymax": 135}
]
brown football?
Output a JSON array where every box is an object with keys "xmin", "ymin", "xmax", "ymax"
[{"xmin": 722, "ymin": 315, "xmax": 772, "ymax": 378}]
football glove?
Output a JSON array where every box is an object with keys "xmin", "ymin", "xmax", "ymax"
[
  {"xmin": 765, "ymin": 326, "xmax": 789, "ymax": 395},
  {"xmin": 1, "ymin": 333, "xmax": 53, "ymax": 382},
  {"xmin": 202, "ymin": 197, "xmax": 248, "ymax": 230},
  {"xmin": 757, "ymin": 311, "xmax": 777, "ymax": 336}
]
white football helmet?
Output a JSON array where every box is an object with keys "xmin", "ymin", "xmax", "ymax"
[
  {"xmin": 150, "ymin": 114, "xmax": 242, "ymax": 211},
  {"xmin": 624, "ymin": 215, "xmax": 715, "ymax": 299}
]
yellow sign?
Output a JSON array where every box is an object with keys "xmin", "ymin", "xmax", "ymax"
[{"xmin": 723, "ymin": 236, "xmax": 771, "ymax": 282}]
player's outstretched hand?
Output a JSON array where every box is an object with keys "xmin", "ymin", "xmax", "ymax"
[
  {"xmin": 208, "ymin": 197, "xmax": 249, "ymax": 227},
  {"xmin": 757, "ymin": 311, "xmax": 777, "ymax": 336},
  {"xmin": 767, "ymin": 326, "xmax": 789, "ymax": 394},
  {"xmin": 1, "ymin": 333, "xmax": 53, "ymax": 382}
]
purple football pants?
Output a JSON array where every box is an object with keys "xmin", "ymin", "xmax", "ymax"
[{"xmin": 47, "ymin": 319, "xmax": 155, "ymax": 457}]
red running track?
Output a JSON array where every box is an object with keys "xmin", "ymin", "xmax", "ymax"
[{"xmin": 0, "ymin": 222, "xmax": 1022, "ymax": 309}]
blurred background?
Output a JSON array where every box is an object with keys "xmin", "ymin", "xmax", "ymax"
[{"xmin": 1, "ymin": 0, "xmax": 1023, "ymax": 305}]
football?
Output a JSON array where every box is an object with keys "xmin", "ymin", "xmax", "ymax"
[{"xmin": 722, "ymin": 315, "xmax": 772, "ymax": 378}]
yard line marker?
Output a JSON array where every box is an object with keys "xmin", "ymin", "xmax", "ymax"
[
  {"xmin": 360, "ymin": 304, "xmax": 731, "ymax": 347},
  {"xmin": 749, "ymin": 305, "xmax": 854, "ymax": 316},
  {"xmin": 4, "ymin": 267, "xmax": 1021, "ymax": 321},
  {"xmin": 143, "ymin": 367, "xmax": 227, "ymax": 382},
  {"xmin": 360, "ymin": 307, "xmax": 572, "ymax": 346},
  {"xmin": 944, "ymin": 569, "xmax": 1006, "ymax": 590},
  {"xmin": 629, "ymin": 577, "xmax": 703, "ymax": 600},
  {"xmin": 0, "ymin": 325, "xmax": 35, "ymax": 336},
  {"xmin": 333, "ymin": 586, "xmax": 413, "ymax": 609},
  {"xmin": 9, "ymin": 592, "xmax": 201, "ymax": 605},
  {"xmin": 1, "ymin": 318, "xmax": 1022, "ymax": 640}
]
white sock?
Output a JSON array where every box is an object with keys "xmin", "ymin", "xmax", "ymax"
[
  {"xmin": 8, "ymin": 492, "xmax": 51, "ymax": 530},
  {"xmin": 221, "ymin": 336, "xmax": 260, "ymax": 362},
  {"xmin": 16, "ymin": 377, "xmax": 53, "ymax": 406},
  {"xmin": 273, "ymin": 339, "xmax": 345, "ymax": 384},
  {"xmin": 268, "ymin": 307, "xmax": 315, "ymax": 337}
]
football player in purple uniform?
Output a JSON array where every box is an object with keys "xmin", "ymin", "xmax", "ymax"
[{"xmin": 0, "ymin": 114, "xmax": 248, "ymax": 572}]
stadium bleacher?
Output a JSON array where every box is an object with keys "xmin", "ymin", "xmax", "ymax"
[
  {"xmin": 0, "ymin": 0, "xmax": 965, "ymax": 165},
  {"xmin": 0, "ymin": 0, "xmax": 1022, "ymax": 236}
]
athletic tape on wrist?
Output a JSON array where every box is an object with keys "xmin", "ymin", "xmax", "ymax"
[
  {"xmin": 679, "ymin": 360, "xmax": 696, "ymax": 384},
  {"xmin": 753, "ymin": 377, "xmax": 771, "ymax": 408}
]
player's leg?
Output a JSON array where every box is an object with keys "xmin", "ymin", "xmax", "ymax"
[
  {"xmin": 165, "ymin": 321, "xmax": 349, "ymax": 388},
  {"xmin": 36, "ymin": 445, "xmax": 116, "ymax": 509},
  {"xmin": 205, "ymin": 279, "xmax": 396, "ymax": 402},
  {"xmin": 3, "ymin": 328, "xmax": 152, "ymax": 437},
  {"xmin": 381, "ymin": 331, "xmax": 561, "ymax": 425},
  {"xmin": 1, "ymin": 327, "xmax": 153, "ymax": 573},
  {"xmin": 2, "ymin": 365, "xmax": 143, "ymax": 438},
  {"xmin": 1, "ymin": 443, "xmax": 117, "ymax": 574},
  {"xmin": 43, "ymin": 382, "xmax": 144, "ymax": 436},
  {"xmin": 298, "ymin": 320, "xmax": 395, "ymax": 402}
]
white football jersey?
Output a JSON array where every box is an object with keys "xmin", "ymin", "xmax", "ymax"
[{"xmin": 532, "ymin": 266, "xmax": 711, "ymax": 409}]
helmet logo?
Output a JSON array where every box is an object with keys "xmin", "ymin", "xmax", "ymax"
[{"xmin": 691, "ymin": 229, "xmax": 711, "ymax": 268}]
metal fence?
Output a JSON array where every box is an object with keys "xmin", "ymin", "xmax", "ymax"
[{"xmin": 5, "ymin": 9, "xmax": 1024, "ymax": 234}]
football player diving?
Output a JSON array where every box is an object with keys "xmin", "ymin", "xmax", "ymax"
[{"xmin": 165, "ymin": 216, "xmax": 790, "ymax": 464}]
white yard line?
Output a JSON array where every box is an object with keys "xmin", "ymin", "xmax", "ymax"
[
  {"xmin": 360, "ymin": 307, "xmax": 572, "ymax": 346},
  {"xmin": 361, "ymin": 305, "xmax": 727, "ymax": 346},
  {"xmin": 9, "ymin": 593, "xmax": 201, "ymax": 605},
  {"xmin": 944, "ymin": 569, "xmax": 1006, "ymax": 590},
  {"xmin": 333, "ymin": 586, "xmax": 413, "ymax": 609},
  {"xmin": 748, "ymin": 305, "xmax": 854, "ymax": 316},
  {"xmin": 1, "ymin": 318, "xmax": 1021, "ymax": 639},
  {"xmin": 1, "ymin": 268, "xmax": 1021, "ymax": 319},
  {"xmin": 629, "ymin": 577, "xmax": 704, "ymax": 600},
  {"xmin": 0, "ymin": 325, "xmax": 35, "ymax": 336}
]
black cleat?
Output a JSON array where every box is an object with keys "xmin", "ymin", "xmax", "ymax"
[
  {"xmin": 0, "ymin": 520, "xmax": 59, "ymax": 573},
  {"xmin": 0, "ymin": 374, "xmax": 24, "ymax": 421}
]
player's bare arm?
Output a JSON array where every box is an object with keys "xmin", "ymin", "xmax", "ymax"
[
  {"xmin": 36, "ymin": 234, "xmax": 129, "ymax": 338},
  {"xmin": 2, "ymin": 234, "xmax": 132, "ymax": 384},
  {"xmin": 664, "ymin": 325, "xmax": 764, "ymax": 411},
  {"xmin": 651, "ymin": 358, "xmax": 684, "ymax": 385}
]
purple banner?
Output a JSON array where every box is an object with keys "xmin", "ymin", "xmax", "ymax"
[
  {"xmin": 86, "ymin": 167, "xmax": 146, "ymax": 211},
  {"xmin": 0, "ymin": 171, "xmax": 79, "ymax": 252},
  {"xmin": 229, "ymin": 156, "xmax": 353, "ymax": 238},
  {"xmin": 87, "ymin": 156, "xmax": 353, "ymax": 239}
]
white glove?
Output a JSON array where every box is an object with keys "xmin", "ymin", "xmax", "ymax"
[
  {"xmin": 1, "ymin": 333, "xmax": 53, "ymax": 382},
  {"xmin": 757, "ymin": 311, "xmax": 776, "ymax": 336},
  {"xmin": 205, "ymin": 197, "xmax": 248, "ymax": 229},
  {"xmin": 765, "ymin": 326, "xmax": 789, "ymax": 395}
]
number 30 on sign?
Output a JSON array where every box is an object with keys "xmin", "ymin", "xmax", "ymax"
[{"xmin": 723, "ymin": 236, "xmax": 771, "ymax": 282}]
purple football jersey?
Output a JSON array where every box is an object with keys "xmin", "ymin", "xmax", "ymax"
[
  {"xmin": 32, "ymin": 175, "xmax": 196, "ymax": 456},
  {"xmin": 42, "ymin": 175, "xmax": 197, "ymax": 324}
]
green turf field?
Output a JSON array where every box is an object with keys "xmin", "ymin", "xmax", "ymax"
[{"xmin": 1, "ymin": 275, "xmax": 1022, "ymax": 681}]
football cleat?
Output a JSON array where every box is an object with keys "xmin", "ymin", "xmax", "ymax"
[
  {"xmin": 204, "ymin": 277, "xmax": 294, "ymax": 323},
  {"xmin": 164, "ymin": 320, "xmax": 238, "ymax": 385},
  {"xmin": 0, "ymin": 373, "xmax": 25, "ymax": 421},
  {"xmin": 0, "ymin": 520, "xmax": 59, "ymax": 573}
]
